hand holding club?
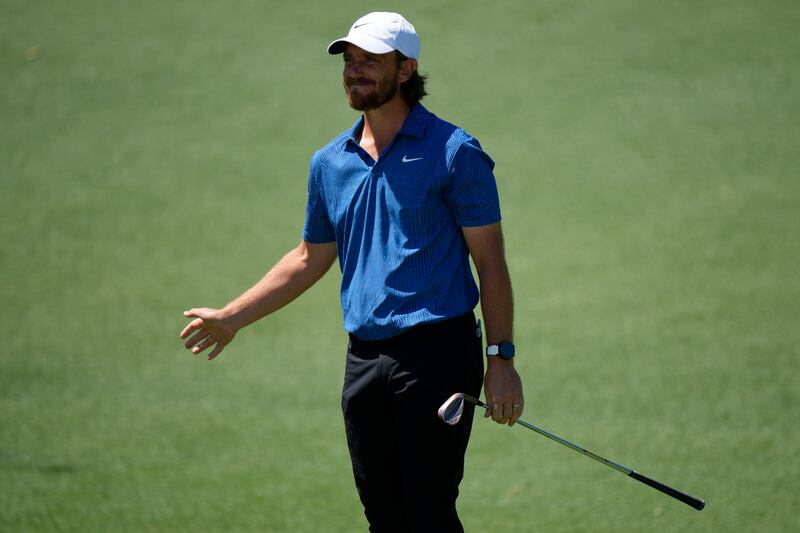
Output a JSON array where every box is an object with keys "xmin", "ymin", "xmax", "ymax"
[{"xmin": 483, "ymin": 357, "xmax": 524, "ymax": 426}]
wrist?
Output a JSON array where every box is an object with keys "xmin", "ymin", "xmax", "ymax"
[
  {"xmin": 486, "ymin": 355, "xmax": 515, "ymax": 369},
  {"xmin": 219, "ymin": 306, "xmax": 247, "ymax": 332}
]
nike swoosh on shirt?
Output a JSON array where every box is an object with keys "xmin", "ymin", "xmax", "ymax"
[{"xmin": 402, "ymin": 156, "xmax": 424, "ymax": 163}]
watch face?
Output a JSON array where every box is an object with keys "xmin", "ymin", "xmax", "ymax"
[{"xmin": 499, "ymin": 342, "xmax": 515, "ymax": 358}]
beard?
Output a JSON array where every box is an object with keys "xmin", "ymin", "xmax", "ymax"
[{"xmin": 345, "ymin": 72, "xmax": 399, "ymax": 111}]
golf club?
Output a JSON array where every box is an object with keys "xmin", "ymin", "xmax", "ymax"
[{"xmin": 438, "ymin": 392, "xmax": 705, "ymax": 511}]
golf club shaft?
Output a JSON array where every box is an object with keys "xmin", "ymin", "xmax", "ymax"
[{"xmin": 463, "ymin": 394, "xmax": 705, "ymax": 511}]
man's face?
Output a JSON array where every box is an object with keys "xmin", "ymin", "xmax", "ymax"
[{"xmin": 342, "ymin": 44, "xmax": 401, "ymax": 111}]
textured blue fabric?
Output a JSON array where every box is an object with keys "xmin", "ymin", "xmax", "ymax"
[{"xmin": 303, "ymin": 103, "xmax": 501, "ymax": 340}]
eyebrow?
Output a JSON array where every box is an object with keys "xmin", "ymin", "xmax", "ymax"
[{"xmin": 343, "ymin": 51, "xmax": 384, "ymax": 61}]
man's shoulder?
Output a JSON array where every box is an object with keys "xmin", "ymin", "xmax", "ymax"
[
  {"xmin": 418, "ymin": 107, "xmax": 482, "ymax": 163},
  {"xmin": 316, "ymin": 126, "xmax": 353, "ymax": 157},
  {"xmin": 415, "ymin": 105, "xmax": 464, "ymax": 140},
  {"xmin": 309, "ymin": 123, "xmax": 357, "ymax": 173}
]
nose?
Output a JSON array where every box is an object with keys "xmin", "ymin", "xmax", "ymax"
[{"xmin": 344, "ymin": 62, "xmax": 364, "ymax": 79}]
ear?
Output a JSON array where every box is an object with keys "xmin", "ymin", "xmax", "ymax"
[{"xmin": 397, "ymin": 58, "xmax": 418, "ymax": 83}]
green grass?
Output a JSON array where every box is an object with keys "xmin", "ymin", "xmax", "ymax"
[{"xmin": 2, "ymin": 0, "xmax": 799, "ymax": 531}]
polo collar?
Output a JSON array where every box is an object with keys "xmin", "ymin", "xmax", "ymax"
[
  {"xmin": 345, "ymin": 102, "xmax": 430, "ymax": 146},
  {"xmin": 398, "ymin": 103, "xmax": 429, "ymax": 138}
]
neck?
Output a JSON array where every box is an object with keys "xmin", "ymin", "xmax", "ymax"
[{"xmin": 360, "ymin": 96, "xmax": 412, "ymax": 157}]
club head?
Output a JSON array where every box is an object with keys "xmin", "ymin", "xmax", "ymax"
[{"xmin": 438, "ymin": 393, "xmax": 467, "ymax": 426}]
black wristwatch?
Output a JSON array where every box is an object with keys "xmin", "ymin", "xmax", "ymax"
[{"xmin": 486, "ymin": 341, "xmax": 515, "ymax": 360}]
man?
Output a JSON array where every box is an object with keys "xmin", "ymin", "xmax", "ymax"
[{"xmin": 180, "ymin": 12, "xmax": 524, "ymax": 532}]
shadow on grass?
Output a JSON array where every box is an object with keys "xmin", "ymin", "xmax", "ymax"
[{"xmin": 0, "ymin": 460, "xmax": 81, "ymax": 474}]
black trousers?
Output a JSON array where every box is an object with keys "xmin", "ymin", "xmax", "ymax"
[{"xmin": 342, "ymin": 312, "xmax": 484, "ymax": 533}]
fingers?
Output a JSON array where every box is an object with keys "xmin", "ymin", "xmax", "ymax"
[
  {"xmin": 179, "ymin": 317, "xmax": 204, "ymax": 339},
  {"xmin": 509, "ymin": 399, "xmax": 524, "ymax": 426},
  {"xmin": 484, "ymin": 400, "xmax": 507, "ymax": 422},
  {"xmin": 183, "ymin": 326, "xmax": 226, "ymax": 360},
  {"xmin": 184, "ymin": 329, "xmax": 208, "ymax": 349},
  {"xmin": 179, "ymin": 308, "xmax": 232, "ymax": 361},
  {"xmin": 485, "ymin": 395, "xmax": 524, "ymax": 426},
  {"xmin": 206, "ymin": 343, "xmax": 225, "ymax": 361},
  {"xmin": 191, "ymin": 335, "xmax": 217, "ymax": 355},
  {"xmin": 179, "ymin": 309, "xmax": 214, "ymax": 355}
]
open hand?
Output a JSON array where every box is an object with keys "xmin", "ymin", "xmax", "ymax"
[{"xmin": 179, "ymin": 308, "xmax": 237, "ymax": 360}]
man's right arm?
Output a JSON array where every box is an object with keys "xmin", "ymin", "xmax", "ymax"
[{"xmin": 180, "ymin": 240, "xmax": 337, "ymax": 360}]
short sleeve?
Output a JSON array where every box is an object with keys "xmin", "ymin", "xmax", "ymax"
[
  {"xmin": 445, "ymin": 137, "xmax": 502, "ymax": 227},
  {"xmin": 302, "ymin": 152, "xmax": 336, "ymax": 243}
]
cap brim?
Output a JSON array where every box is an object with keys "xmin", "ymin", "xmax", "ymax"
[{"xmin": 327, "ymin": 34, "xmax": 396, "ymax": 55}]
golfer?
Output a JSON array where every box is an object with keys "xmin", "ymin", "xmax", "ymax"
[{"xmin": 180, "ymin": 12, "xmax": 524, "ymax": 532}]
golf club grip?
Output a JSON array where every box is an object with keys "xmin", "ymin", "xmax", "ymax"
[{"xmin": 629, "ymin": 471, "xmax": 705, "ymax": 510}]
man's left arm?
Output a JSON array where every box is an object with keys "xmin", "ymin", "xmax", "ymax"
[{"xmin": 462, "ymin": 222, "xmax": 525, "ymax": 426}]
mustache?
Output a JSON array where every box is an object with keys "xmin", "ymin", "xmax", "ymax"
[{"xmin": 346, "ymin": 77, "xmax": 374, "ymax": 87}]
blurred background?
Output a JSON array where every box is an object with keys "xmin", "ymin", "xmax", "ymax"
[{"xmin": 2, "ymin": 0, "xmax": 798, "ymax": 531}]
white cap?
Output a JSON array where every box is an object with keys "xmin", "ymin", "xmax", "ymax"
[{"xmin": 327, "ymin": 12, "xmax": 420, "ymax": 60}]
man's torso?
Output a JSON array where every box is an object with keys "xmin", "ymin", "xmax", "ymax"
[{"xmin": 304, "ymin": 104, "xmax": 500, "ymax": 340}]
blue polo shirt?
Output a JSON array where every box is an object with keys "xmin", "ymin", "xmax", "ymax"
[{"xmin": 303, "ymin": 103, "xmax": 501, "ymax": 341}]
